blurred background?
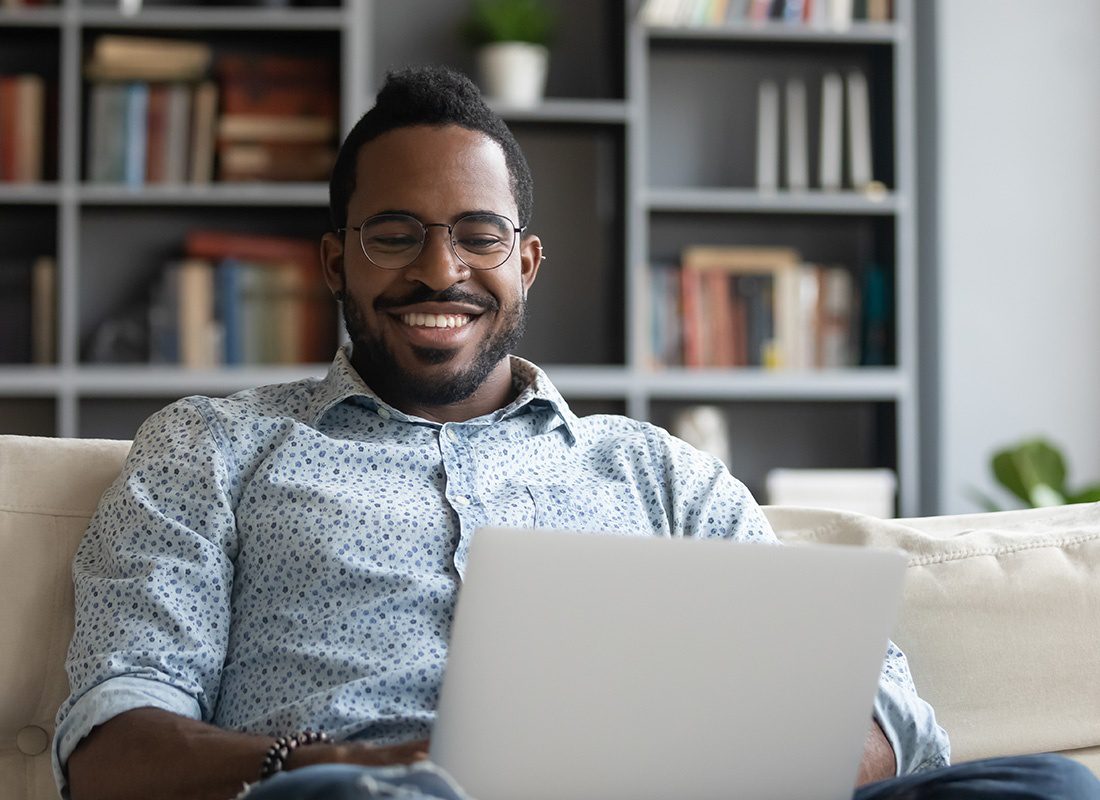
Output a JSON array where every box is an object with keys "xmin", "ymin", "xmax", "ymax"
[{"xmin": 0, "ymin": 0, "xmax": 1097, "ymax": 517}]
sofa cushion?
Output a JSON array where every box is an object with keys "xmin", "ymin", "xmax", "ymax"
[
  {"xmin": 765, "ymin": 503, "xmax": 1100, "ymax": 777},
  {"xmin": 0, "ymin": 435, "xmax": 131, "ymax": 800}
]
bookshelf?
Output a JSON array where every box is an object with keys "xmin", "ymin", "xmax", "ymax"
[{"xmin": 0, "ymin": 0, "xmax": 923, "ymax": 514}]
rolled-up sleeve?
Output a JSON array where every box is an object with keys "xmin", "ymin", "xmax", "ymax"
[
  {"xmin": 53, "ymin": 398, "xmax": 240, "ymax": 794},
  {"xmin": 874, "ymin": 641, "xmax": 951, "ymax": 774}
]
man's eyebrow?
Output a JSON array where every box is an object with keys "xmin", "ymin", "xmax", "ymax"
[{"xmin": 366, "ymin": 209, "xmax": 509, "ymax": 223}]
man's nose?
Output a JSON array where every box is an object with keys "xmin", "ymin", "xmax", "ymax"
[{"xmin": 403, "ymin": 226, "xmax": 469, "ymax": 290}]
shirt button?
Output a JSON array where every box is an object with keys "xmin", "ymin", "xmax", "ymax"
[
  {"xmin": 453, "ymin": 496, "xmax": 470, "ymax": 507},
  {"xmin": 377, "ymin": 407, "xmax": 391, "ymax": 420},
  {"xmin": 17, "ymin": 725, "xmax": 49, "ymax": 756}
]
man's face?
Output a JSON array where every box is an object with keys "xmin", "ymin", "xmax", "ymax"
[{"xmin": 321, "ymin": 124, "xmax": 541, "ymax": 409}]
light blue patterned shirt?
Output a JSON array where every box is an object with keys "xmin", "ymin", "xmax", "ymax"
[{"xmin": 54, "ymin": 346, "xmax": 949, "ymax": 793}]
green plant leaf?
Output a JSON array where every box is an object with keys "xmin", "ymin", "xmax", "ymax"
[
  {"xmin": 1067, "ymin": 485, "xmax": 1100, "ymax": 504},
  {"xmin": 992, "ymin": 439, "xmax": 1067, "ymax": 507},
  {"xmin": 964, "ymin": 486, "xmax": 1002, "ymax": 513},
  {"xmin": 463, "ymin": 0, "xmax": 554, "ymax": 46}
]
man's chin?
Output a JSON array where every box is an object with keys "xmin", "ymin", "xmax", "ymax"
[{"xmin": 409, "ymin": 344, "xmax": 460, "ymax": 365}]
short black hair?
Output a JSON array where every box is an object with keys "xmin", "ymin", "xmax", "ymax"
[{"xmin": 328, "ymin": 65, "xmax": 534, "ymax": 231}]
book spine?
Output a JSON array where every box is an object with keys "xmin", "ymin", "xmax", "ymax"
[
  {"xmin": 0, "ymin": 78, "xmax": 15, "ymax": 181},
  {"xmin": 124, "ymin": 82, "xmax": 149, "ymax": 188},
  {"xmin": 755, "ymin": 80, "xmax": 780, "ymax": 192},
  {"xmin": 819, "ymin": 72, "xmax": 843, "ymax": 191},
  {"xmin": 14, "ymin": 75, "xmax": 44, "ymax": 182},
  {"xmin": 680, "ymin": 265, "xmax": 703, "ymax": 368},
  {"xmin": 216, "ymin": 259, "xmax": 242, "ymax": 365},
  {"xmin": 784, "ymin": 77, "xmax": 808, "ymax": 191},
  {"xmin": 31, "ymin": 255, "xmax": 56, "ymax": 364},
  {"xmin": 846, "ymin": 70, "xmax": 873, "ymax": 190}
]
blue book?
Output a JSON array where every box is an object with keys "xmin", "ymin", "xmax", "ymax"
[
  {"xmin": 216, "ymin": 259, "xmax": 244, "ymax": 365},
  {"xmin": 124, "ymin": 82, "xmax": 149, "ymax": 188}
]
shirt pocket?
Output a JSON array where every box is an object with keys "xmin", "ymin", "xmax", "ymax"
[{"xmin": 527, "ymin": 481, "xmax": 657, "ymax": 535}]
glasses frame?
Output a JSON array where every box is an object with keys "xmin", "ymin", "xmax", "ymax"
[{"xmin": 338, "ymin": 212, "xmax": 526, "ymax": 271}]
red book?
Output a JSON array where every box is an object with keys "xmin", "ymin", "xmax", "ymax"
[
  {"xmin": 0, "ymin": 78, "xmax": 15, "ymax": 181},
  {"xmin": 215, "ymin": 54, "xmax": 338, "ymax": 119},
  {"xmin": 144, "ymin": 83, "xmax": 169, "ymax": 183},
  {"xmin": 679, "ymin": 265, "xmax": 703, "ymax": 368}
]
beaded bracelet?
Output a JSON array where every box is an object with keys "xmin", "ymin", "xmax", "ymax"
[{"xmin": 259, "ymin": 730, "xmax": 332, "ymax": 780}]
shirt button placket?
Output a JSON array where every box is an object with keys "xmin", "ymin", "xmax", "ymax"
[{"xmin": 441, "ymin": 424, "xmax": 480, "ymax": 577}]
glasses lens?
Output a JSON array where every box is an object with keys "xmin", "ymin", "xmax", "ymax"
[
  {"xmin": 452, "ymin": 214, "xmax": 516, "ymax": 269},
  {"xmin": 360, "ymin": 215, "xmax": 424, "ymax": 269}
]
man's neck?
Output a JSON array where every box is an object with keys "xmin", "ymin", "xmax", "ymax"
[{"xmin": 352, "ymin": 357, "xmax": 519, "ymax": 424}]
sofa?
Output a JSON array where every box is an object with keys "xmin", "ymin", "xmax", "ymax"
[{"xmin": 1, "ymin": 433, "xmax": 1098, "ymax": 800}]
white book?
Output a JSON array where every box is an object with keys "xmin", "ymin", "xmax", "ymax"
[
  {"xmin": 755, "ymin": 80, "xmax": 780, "ymax": 193},
  {"xmin": 845, "ymin": 70, "xmax": 873, "ymax": 190},
  {"xmin": 784, "ymin": 78, "xmax": 808, "ymax": 192},
  {"xmin": 819, "ymin": 72, "xmax": 843, "ymax": 190},
  {"xmin": 828, "ymin": 0, "xmax": 853, "ymax": 29}
]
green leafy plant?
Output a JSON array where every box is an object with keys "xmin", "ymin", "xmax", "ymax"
[
  {"xmin": 971, "ymin": 437, "xmax": 1100, "ymax": 511},
  {"xmin": 462, "ymin": 0, "xmax": 554, "ymax": 47}
]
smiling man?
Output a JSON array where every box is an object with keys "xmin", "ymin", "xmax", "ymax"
[{"xmin": 55, "ymin": 66, "xmax": 1098, "ymax": 800}]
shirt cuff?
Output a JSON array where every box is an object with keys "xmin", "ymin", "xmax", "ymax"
[
  {"xmin": 53, "ymin": 675, "xmax": 202, "ymax": 798},
  {"xmin": 873, "ymin": 676, "xmax": 951, "ymax": 777}
]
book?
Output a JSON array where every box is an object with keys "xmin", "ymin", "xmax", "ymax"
[
  {"xmin": 783, "ymin": 78, "xmax": 808, "ymax": 191},
  {"xmin": 144, "ymin": 83, "xmax": 169, "ymax": 183},
  {"xmin": 818, "ymin": 72, "xmax": 843, "ymax": 191},
  {"xmin": 217, "ymin": 114, "xmax": 337, "ymax": 144},
  {"xmin": 31, "ymin": 255, "xmax": 55, "ymax": 364},
  {"xmin": 817, "ymin": 265, "xmax": 857, "ymax": 367},
  {"xmin": 188, "ymin": 81, "xmax": 218, "ymax": 184},
  {"xmin": 163, "ymin": 83, "xmax": 192, "ymax": 184},
  {"xmin": 0, "ymin": 78, "xmax": 15, "ymax": 181},
  {"xmin": 755, "ymin": 80, "xmax": 780, "ymax": 192},
  {"xmin": 123, "ymin": 82, "xmax": 149, "ymax": 188},
  {"xmin": 12, "ymin": 74, "xmax": 44, "ymax": 182},
  {"xmin": 845, "ymin": 69, "xmax": 873, "ymax": 190},
  {"xmin": 178, "ymin": 258, "xmax": 218, "ymax": 368},
  {"xmin": 87, "ymin": 82, "xmax": 127, "ymax": 182},
  {"xmin": 217, "ymin": 142, "xmax": 336, "ymax": 183},
  {"xmin": 859, "ymin": 262, "xmax": 892, "ymax": 366},
  {"xmin": 85, "ymin": 35, "xmax": 212, "ymax": 82}
]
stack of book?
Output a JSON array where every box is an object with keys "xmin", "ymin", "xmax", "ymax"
[
  {"xmin": 147, "ymin": 231, "xmax": 336, "ymax": 368},
  {"xmin": 214, "ymin": 53, "xmax": 338, "ymax": 182},
  {"xmin": 85, "ymin": 35, "xmax": 218, "ymax": 185},
  {"xmin": 0, "ymin": 74, "xmax": 46, "ymax": 182},
  {"xmin": 0, "ymin": 255, "xmax": 55, "ymax": 364},
  {"xmin": 649, "ymin": 245, "xmax": 891, "ymax": 370},
  {"xmin": 640, "ymin": 0, "xmax": 893, "ymax": 28}
]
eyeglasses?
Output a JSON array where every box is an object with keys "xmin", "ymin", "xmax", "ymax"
[{"xmin": 339, "ymin": 212, "xmax": 525, "ymax": 271}]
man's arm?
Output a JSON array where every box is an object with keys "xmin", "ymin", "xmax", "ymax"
[
  {"xmin": 67, "ymin": 707, "xmax": 429, "ymax": 800},
  {"xmin": 855, "ymin": 719, "xmax": 896, "ymax": 787}
]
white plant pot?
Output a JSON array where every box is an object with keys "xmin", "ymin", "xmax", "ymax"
[{"xmin": 477, "ymin": 42, "xmax": 549, "ymax": 108}]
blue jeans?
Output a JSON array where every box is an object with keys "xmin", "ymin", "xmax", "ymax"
[{"xmin": 240, "ymin": 754, "xmax": 1100, "ymax": 800}]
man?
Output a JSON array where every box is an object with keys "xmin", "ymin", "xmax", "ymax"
[{"xmin": 57, "ymin": 66, "xmax": 1097, "ymax": 800}]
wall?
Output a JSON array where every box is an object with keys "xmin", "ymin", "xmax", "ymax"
[{"xmin": 923, "ymin": 0, "xmax": 1100, "ymax": 513}]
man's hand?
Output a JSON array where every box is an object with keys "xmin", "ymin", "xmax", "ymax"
[
  {"xmin": 855, "ymin": 719, "xmax": 897, "ymax": 787},
  {"xmin": 67, "ymin": 707, "xmax": 429, "ymax": 800},
  {"xmin": 291, "ymin": 738, "xmax": 430, "ymax": 769}
]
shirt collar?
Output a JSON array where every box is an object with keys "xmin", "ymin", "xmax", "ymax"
[{"xmin": 306, "ymin": 344, "xmax": 579, "ymax": 444}]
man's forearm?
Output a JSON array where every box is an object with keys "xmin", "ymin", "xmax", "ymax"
[
  {"xmin": 67, "ymin": 707, "xmax": 271, "ymax": 800},
  {"xmin": 67, "ymin": 706, "xmax": 432, "ymax": 800},
  {"xmin": 856, "ymin": 719, "xmax": 897, "ymax": 787}
]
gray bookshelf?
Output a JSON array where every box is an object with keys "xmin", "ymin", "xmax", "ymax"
[{"xmin": 0, "ymin": 0, "xmax": 922, "ymax": 514}]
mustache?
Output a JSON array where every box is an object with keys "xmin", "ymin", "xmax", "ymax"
[{"xmin": 374, "ymin": 285, "xmax": 499, "ymax": 313}]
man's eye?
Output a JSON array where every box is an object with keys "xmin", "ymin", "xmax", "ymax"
[
  {"xmin": 458, "ymin": 236, "xmax": 505, "ymax": 252},
  {"xmin": 369, "ymin": 235, "xmax": 419, "ymax": 251}
]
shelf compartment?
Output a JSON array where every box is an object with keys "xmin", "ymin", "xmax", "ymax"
[
  {"xmin": 0, "ymin": 396, "xmax": 56, "ymax": 436},
  {"xmin": 649, "ymin": 398, "xmax": 898, "ymax": 504},
  {"xmin": 647, "ymin": 41, "xmax": 895, "ymax": 192}
]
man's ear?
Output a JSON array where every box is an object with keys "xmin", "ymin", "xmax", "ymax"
[
  {"xmin": 320, "ymin": 231, "xmax": 346, "ymax": 296},
  {"xmin": 519, "ymin": 234, "xmax": 543, "ymax": 294}
]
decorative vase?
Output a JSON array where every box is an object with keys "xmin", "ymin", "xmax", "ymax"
[{"xmin": 476, "ymin": 41, "xmax": 549, "ymax": 108}]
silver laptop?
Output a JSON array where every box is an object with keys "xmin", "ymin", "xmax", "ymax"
[{"xmin": 430, "ymin": 527, "xmax": 907, "ymax": 800}]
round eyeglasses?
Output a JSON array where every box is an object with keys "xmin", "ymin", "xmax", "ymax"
[{"xmin": 339, "ymin": 212, "xmax": 525, "ymax": 271}]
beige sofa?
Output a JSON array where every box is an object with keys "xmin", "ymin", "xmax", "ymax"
[{"xmin": 2, "ymin": 434, "xmax": 1098, "ymax": 799}]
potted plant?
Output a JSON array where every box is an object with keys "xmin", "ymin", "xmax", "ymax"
[
  {"xmin": 463, "ymin": 0, "xmax": 554, "ymax": 108},
  {"xmin": 971, "ymin": 437, "xmax": 1100, "ymax": 510}
]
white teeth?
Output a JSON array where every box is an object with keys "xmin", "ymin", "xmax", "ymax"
[{"xmin": 401, "ymin": 313, "xmax": 471, "ymax": 329}]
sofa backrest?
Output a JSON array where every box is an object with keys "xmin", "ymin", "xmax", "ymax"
[
  {"xmin": 0, "ymin": 435, "xmax": 131, "ymax": 800},
  {"xmin": 1, "ymin": 433, "xmax": 1098, "ymax": 800},
  {"xmin": 767, "ymin": 504, "xmax": 1100, "ymax": 777}
]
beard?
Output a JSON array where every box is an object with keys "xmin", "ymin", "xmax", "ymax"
[{"xmin": 341, "ymin": 285, "xmax": 527, "ymax": 407}]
